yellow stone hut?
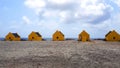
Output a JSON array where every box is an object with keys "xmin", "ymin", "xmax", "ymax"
[
  {"xmin": 28, "ymin": 31, "xmax": 42, "ymax": 41},
  {"xmin": 5, "ymin": 32, "xmax": 21, "ymax": 41},
  {"xmin": 105, "ymin": 30, "xmax": 120, "ymax": 41},
  {"xmin": 52, "ymin": 30, "xmax": 65, "ymax": 41},
  {"xmin": 78, "ymin": 30, "xmax": 90, "ymax": 42}
]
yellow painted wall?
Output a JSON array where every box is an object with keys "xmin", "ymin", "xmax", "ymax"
[
  {"xmin": 28, "ymin": 32, "xmax": 42, "ymax": 41},
  {"xmin": 52, "ymin": 30, "xmax": 64, "ymax": 41},
  {"xmin": 105, "ymin": 30, "xmax": 120, "ymax": 41},
  {"xmin": 78, "ymin": 30, "xmax": 90, "ymax": 42},
  {"xmin": 5, "ymin": 32, "xmax": 21, "ymax": 41}
]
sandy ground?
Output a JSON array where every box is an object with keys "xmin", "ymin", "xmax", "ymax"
[{"xmin": 0, "ymin": 40, "xmax": 120, "ymax": 68}]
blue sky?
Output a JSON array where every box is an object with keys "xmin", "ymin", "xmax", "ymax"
[{"xmin": 0, "ymin": 0, "xmax": 120, "ymax": 38}]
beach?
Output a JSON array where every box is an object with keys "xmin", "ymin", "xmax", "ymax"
[{"xmin": 0, "ymin": 40, "xmax": 120, "ymax": 68}]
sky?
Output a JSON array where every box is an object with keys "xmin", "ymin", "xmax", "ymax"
[{"xmin": 0, "ymin": 0, "xmax": 120, "ymax": 38}]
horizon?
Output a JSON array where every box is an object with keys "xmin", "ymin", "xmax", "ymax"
[
  {"xmin": 0, "ymin": 37, "xmax": 105, "ymax": 41},
  {"xmin": 0, "ymin": 0, "xmax": 120, "ymax": 38},
  {"xmin": 0, "ymin": 30, "xmax": 117, "ymax": 38}
]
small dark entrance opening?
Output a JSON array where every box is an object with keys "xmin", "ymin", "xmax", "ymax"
[
  {"xmin": 56, "ymin": 37, "xmax": 59, "ymax": 39},
  {"xmin": 9, "ymin": 37, "xmax": 11, "ymax": 39},
  {"xmin": 9, "ymin": 37, "xmax": 12, "ymax": 41},
  {"xmin": 32, "ymin": 37, "xmax": 34, "ymax": 39},
  {"xmin": 113, "ymin": 37, "xmax": 116, "ymax": 39}
]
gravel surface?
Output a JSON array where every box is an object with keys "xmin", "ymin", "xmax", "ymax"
[{"xmin": 0, "ymin": 40, "xmax": 120, "ymax": 68}]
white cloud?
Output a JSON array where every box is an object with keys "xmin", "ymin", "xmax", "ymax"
[
  {"xmin": 48, "ymin": 0, "xmax": 73, "ymax": 5},
  {"xmin": 24, "ymin": 0, "xmax": 46, "ymax": 14},
  {"xmin": 23, "ymin": 0, "xmax": 120, "ymax": 38},
  {"xmin": 24, "ymin": 0, "xmax": 113, "ymax": 24},
  {"xmin": 109, "ymin": 13, "xmax": 120, "ymax": 31},
  {"xmin": 112, "ymin": 0, "xmax": 120, "ymax": 7},
  {"xmin": 80, "ymin": 2, "xmax": 106, "ymax": 15},
  {"xmin": 24, "ymin": 0, "xmax": 46, "ymax": 8},
  {"xmin": 42, "ymin": 10, "xmax": 59, "ymax": 18},
  {"xmin": 22, "ymin": 16, "xmax": 31, "ymax": 24}
]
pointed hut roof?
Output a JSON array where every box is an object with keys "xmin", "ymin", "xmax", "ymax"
[
  {"xmin": 79, "ymin": 30, "xmax": 89, "ymax": 35},
  {"xmin": 12, "ymin": 33, "xmax": 20, "ymax": 38},
  {"xmin": 105, "ymin": 31, "xmax": 112, "ymax": 37},
  {"xmin": 105, "ymin": 30, "xmax": 119, "ymax": 37},
  {"xmin": 56, "ymin": 30, "xmax": 64, "ymax": 36},
  {"xmin": 35, "ymin": 32, "xmax": 42, "ymax": 37}
]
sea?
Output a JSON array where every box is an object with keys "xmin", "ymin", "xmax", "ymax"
[
  {"xmin": 0, "ymin": 38, "xmax": 78, "ymax": 41},
  {"xmin": 0, "ymin": 38, "xmax": 104, "ymax": 41}
]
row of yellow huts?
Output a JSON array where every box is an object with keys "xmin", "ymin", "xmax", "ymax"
[{"xmin": 4, "ymin": 30, "xmax": 120, "ymax": 42}]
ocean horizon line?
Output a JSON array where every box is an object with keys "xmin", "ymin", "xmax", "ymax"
[{"xmin": 0, "ymin": 38, "xmax": 105, "ymax": 41}]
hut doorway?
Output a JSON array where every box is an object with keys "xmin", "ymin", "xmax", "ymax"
[
  {"xmin": 9, "ymin": 37, "xmax": 12, "ymax": 41},
  {"xmin": 56, "ymin": 37, "xmax": 59, "ymax": 40},
  {"xmin": 32, "ymin": 37, "xmax": 34, "ymax": 39},
  {"xmin": 113, "ymin": 37, "xmax": 116, "ymax": 40}
]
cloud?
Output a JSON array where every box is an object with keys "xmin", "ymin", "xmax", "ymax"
[
  {"xmin": 24, "ymin": 0, "xmax": 113, "ymax": 24},
  {"xmin": 88, "ymin": 10, "xmax": 111, "ymax": 23},
  {"xmin": 24, "ymin": 0, "xmax": 46, "ymax": 8},
  {"xmin": 24, "ymin": 0, "xmax": 46, "ymax": 15},
  {"xmin": 112, "ymin": 0, "xmax": 120, "ymax": 7},
  {"xmin": 22, "ymin": 16, "xmax": 31, "ymax": 24},
  {"xmin": 109, "ymin": 13, "xmax": 120, "ymax": 31},
  {"xmin": 48, "ymin": 0, "xmax": 73, "ymax": 5}
]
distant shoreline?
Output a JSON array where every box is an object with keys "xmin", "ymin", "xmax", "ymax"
[{"xmin": 0, "ymin": 38, "xmax": 105, "ymax": 41}]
